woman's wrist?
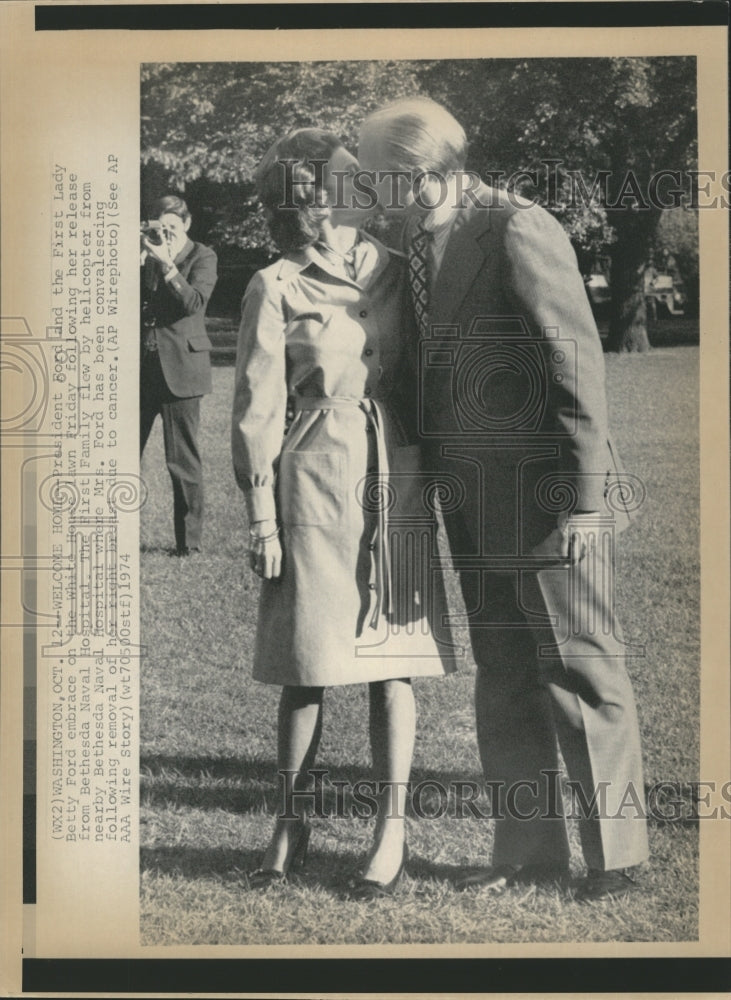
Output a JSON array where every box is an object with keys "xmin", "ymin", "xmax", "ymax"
[{"xmin": 249, "ymin": 519, "xmax": 280, "ymax": 542}]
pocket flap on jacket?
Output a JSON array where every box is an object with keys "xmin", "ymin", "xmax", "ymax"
[
  {"xmin": 278, "ymin": 451, "xmax": 346, "ymax": 527},
  {"xmin": 187, "ymin": 334, "xmax": 212, "ymax": 352}
]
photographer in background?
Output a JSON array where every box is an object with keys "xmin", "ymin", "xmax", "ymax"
[{"xmin": 140, "ymin": 195, "xmax": 218, "ymax": 556}]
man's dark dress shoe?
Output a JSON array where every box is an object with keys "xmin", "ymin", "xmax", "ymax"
[
  {"xmin": 456, "ymin": 861, "xmax": 569, "ymax": 893},
  {"xmin": 575, "ymin": 868, "xmax": 640, "ymax": 902}
]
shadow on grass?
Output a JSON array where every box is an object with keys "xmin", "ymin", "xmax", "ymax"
[
  {"xmin": 140, "ymin": 844, "xmax": 258, "ymax": 883},
  {"xmin": 140, "ymin": 543, "xmax": 179, "ymax": 557},
  {"xmin": 140, "ymin": 840, "xmax": 392, "ymax": 893},
  {"xmin": 140, "ymin": 755, "xmax": 493, "ymax": 834},
  {"xmin": 139, "ymin": 831, "xmax": 574, "ymax": 894},
  {"xmin": 140, "ymin": 754, "xmax": 484, "ymax": 812},
  {"xmin": 211, "ymin": 349, "xmax": 237, "ymax": 367},
  {"xmin": 140, "ymin": 754, "xmax": 700, "ymax": 829},
  {"xmin": 141, "ymin": 754, "xmax": 276, "ymax": 814},
  {"xmin": 596, "ymin": 315, "xmax": 699, "ymax": 349}
]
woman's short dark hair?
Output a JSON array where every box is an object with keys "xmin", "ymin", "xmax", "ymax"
[
  {"xmin": 255, "ymin": 128, "xmax": 343, "ymax": 252},
  {"xmin": 150, "ymin": 195, "xmax": 191, "ymax": 223}
]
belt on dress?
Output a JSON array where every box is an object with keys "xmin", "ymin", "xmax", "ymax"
[{"xmin": 293, "ymin": 395, "xmax": 392, "ymax": 630}]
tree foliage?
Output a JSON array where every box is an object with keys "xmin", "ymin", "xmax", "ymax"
[
  {"xmin": 141, "ymin": 61, "xmax": 424, "ymax": 249},
  {"xmin": 141, "ymin": 57, "xmax": 697, "ymax": 349}
]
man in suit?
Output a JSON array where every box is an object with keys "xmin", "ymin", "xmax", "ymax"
[
  {"xmin": 359, "ymin": 98, "xmax": 649, "ymax": 901},
  {"xmin": 141, "ymin": 195, "xmax": 218, "ymax": 555}
]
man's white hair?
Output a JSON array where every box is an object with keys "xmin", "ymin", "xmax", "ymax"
[{"xmin": 360, "ymin": 97, "xmax": 468, "ymax": 174}]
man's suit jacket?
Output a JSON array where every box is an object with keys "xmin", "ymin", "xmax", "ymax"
[
  {"xmin": 404, "ymin": 184, "xmax": 631, "ymax": 559},
  {"xmin": 142, "ymin": 238, "xmax": 218, "ymax": 398}
]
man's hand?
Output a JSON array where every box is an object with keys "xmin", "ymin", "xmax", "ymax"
[
  {"xmin": 142, "ymin": 234, "xmax": 174, "ymax": 270},
  {"xmin": 531, "ymin": 512, "xmax": 597, "ymax": 566}
]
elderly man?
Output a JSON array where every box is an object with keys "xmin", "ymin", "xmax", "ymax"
[{"xmin": 359, "ymin": 98, "xmax": 648, "ymax": 901}]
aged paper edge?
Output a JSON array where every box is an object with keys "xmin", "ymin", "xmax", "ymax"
[{"xmin": 0, "ymin": 3, "xmax": 728, "ymax": 994}]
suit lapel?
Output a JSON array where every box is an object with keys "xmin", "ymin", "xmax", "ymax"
[
  {"xmin": 429, "ymin": 196, "xmax": 492, "ymax": 327},
  {"xmin": 174, "ymin": 238, "xmax": 195, "ymax": 272}
]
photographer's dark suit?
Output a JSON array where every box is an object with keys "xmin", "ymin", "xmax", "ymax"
[
  {"xmin": 141, "ymin": 238, "xmax": 217, "ymax": 553},
  {"xmin": 408, "ymin": 184, "xmax": 648, "ymax": 873}
]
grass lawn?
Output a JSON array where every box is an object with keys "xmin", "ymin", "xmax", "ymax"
[
  {"xmin": 206, "ymin": 313, "xmax": 700, "ymax": 366},
  {"xmin": 140, "ymin": 342, "xmax": 699, "ymax": 946}
]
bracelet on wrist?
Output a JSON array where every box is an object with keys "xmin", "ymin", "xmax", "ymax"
[{"xmin": 249, "ymin": 525, "xmax": 280, "ymax": 544}]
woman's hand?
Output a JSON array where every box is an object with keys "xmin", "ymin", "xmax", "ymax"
[{"xmin": 249, "ymin": 519, "xmax": 283, "ymax": 579}]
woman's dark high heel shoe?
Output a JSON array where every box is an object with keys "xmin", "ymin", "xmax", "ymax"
[
  {"xmin": 347, "ymin": 844, "xmax": 408, "ymax": 901},
  {"xmin": 246, "ymin": 821, "xmax": 311, "ymax": 889}
]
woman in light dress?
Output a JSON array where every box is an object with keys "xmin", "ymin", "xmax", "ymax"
[{"xmin": 232, "ymin": 128, "xmax": 455, "ymax": 898}]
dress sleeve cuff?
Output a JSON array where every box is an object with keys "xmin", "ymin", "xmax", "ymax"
[
  {"xmin": 245, "ymin": 486, "xmax": 278, "ymax": 523},
  {"xmin": 163, "ymin": 265, "xmax": 180, "ymax": 282}
]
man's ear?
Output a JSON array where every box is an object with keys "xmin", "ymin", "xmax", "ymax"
[
  {"xmin": 412, "ymin": 169, "xmax": 428, "ymax": 197},
  {"xmin": 414, "ymin": 169, "xmax": 446, "ymax": 210},
  {"xmin": 183, "ymin": 217, "xmax": 192, "ymax": 233}
]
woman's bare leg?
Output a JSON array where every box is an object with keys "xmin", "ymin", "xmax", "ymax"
[
  {"xmin": 362, "ymin": 677, "xmax": 415, "ymax": 883},
  {"xmin": 259, "ymin": 684, "xmax": 324, "ymax": 872}
]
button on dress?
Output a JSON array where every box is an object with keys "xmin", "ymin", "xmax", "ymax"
[{"xmin": 232, "ymin": 235, "xmax": 457, "ymax": 687}]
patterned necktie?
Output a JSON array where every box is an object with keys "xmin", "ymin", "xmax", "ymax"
[{"xmin": 408, "ymin": 223, "xmax": 431, "ymax": 337}]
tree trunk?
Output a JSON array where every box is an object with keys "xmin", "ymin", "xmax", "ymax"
[
  {"xmin": 607, "ymin": 246, "xmax": 650, "ymax": 352},
  {"xmin": 606, "ymin": 209, "xmax": 659, "ymax": 353}
]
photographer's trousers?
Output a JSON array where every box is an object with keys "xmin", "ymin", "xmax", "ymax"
[{"xmin": 140, "ymin": 349, "xmax": 204, "ymax": 554}]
